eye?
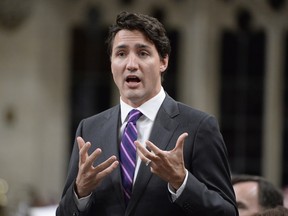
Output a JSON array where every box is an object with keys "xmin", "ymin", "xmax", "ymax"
[
  {"xmin": 138, "ymin": 50, "xmax": 149, "ymax": 57},
  {"xmin": 116, "ymin": 50, "xmax": 126, "ymax": 58},
  {"xmin": 236, "ymin": 202, "xmax": 247, "ymax": 210}
]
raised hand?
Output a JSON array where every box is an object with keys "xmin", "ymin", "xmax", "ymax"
[
  {"xmin": 75, "ymin": 137, "xmax": 119, "ymax": 198},
  {"xmin": 135, "ymin": 132, "xmax": 188, "ymax": 190}
]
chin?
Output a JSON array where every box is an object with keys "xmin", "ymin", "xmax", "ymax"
[{"xmin": 124, "ymin": 94, "xmax": 146, "ymax": 106}]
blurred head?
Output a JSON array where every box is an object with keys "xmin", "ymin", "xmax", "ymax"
[
  {"xmin": 107, "ymin": 11, "xmax": 170, "ymax": 107},
  {"xmin": 232, "ymin": 175, "xmax": 283, "ymax": 216}
]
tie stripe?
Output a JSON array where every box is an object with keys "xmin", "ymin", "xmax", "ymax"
[
  {"xmin": 120, "ymin": 164, "xmax": 133, "ymax": 183},
  {"xmin": 124, "ymin": 129, "xmax": 137, "ymax": 149},
  {"xmin": 120, "ymin": 109, "xmax": 142, "ymax": 205},
  {"xmin": 120, "ymin": 143, "xmax": 135, "ymax": 167}
]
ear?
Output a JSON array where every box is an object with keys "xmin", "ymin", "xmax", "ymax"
[{"xmin": 160, "ymin": 55, "xmax": 169, "ymax": 72}]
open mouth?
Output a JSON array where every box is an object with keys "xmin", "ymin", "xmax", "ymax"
[{"xmin": 126, "ymin": 76, "xmax": 141, "ymax": 83}]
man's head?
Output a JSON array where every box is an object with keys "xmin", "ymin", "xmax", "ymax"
[
  {"xmin": 106, "ymin": 11, "xmax": 171, "ymax": 62},
  {"xmin": 107, "ymin": 12, "xmax": 170, "ymax": 107},
  {"xmin": 232, "ymin": 175, "xmax": 283, "ymax": 216}
]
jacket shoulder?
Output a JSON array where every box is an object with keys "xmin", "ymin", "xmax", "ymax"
[{"xmin": 81, "ymin": 105, "xmax": 120, "ymax": 126}]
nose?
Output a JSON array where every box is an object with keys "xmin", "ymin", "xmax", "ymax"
[{"xmin": 126, "ymin": 53, "xmax": 138, "ymax": 72}]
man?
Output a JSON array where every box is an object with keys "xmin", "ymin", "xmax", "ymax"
[
  {"xmin": 56, "ymin": 11, "xmax": 238, "ymax": 216},
  {"xmin": 232, "ymin": 175, "xmax": 283, "ymax": 216}
]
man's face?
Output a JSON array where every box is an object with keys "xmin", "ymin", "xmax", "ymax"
[
  {"xmin": 111, "ymin": 29, "xmax": 168, "ymax": 107},
  {"xmin": 233, "ymin": 181, "xmax": 262, "ymax": 216}
]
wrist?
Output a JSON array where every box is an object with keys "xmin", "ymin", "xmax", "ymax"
[
  {"xmin": 169, "ymin": 171, "xmax": 186, "ymax": 190},
  {"xmin": 75, "ymin": 182, "xmax": 89, "ymax": 198}
]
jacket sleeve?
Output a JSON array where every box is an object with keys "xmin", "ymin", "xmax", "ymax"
[
  {"xmin": 56, "ymin": 120, "xmax": 90, "ymax": 216},
  {"xmin": 174, "ymin": 115, "xmax": 239, "ymax": 216}
]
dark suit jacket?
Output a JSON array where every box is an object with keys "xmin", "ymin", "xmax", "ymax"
[{"xmin": 56, "ymin": 94, "xmax": 238, "ymax": 216}]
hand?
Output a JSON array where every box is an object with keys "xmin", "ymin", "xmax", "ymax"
[
  {"xmin": 75, "ymin": 137, "xmax": 119, "ymax": 198},
  {"xmin": 135, "ymin": 132, "xmax": 188, "ymax": 190}
]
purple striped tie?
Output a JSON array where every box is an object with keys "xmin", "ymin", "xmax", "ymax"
[{"xmin": 120, "ymin": 109, "xmax": 142, "ymax": 204}]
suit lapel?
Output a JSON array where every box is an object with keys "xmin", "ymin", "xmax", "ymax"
[
  {"xmin": 100, "ymin": 106, "xmax": 126, "ymax": 209},
  {"xmin": 126, "ymin": 95, "xmax": 180, "ymax": 215}
]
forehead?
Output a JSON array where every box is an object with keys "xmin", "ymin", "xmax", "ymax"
[
  {"xmin": 234, "ymin": 181, "xmax": 259, "ymax": 203},
  {"xmin": 112, "ymin": 30, "xmax": 154, "ymax": 48}
]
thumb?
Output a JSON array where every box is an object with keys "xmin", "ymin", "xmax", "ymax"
[{"xmin": 174, "ymin": 132, "xmax": 188, "ymax": 151}]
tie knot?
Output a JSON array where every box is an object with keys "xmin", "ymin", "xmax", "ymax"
[{"xmin": 128, "ymin": 109, "xmax": 142, "ymax": 124}]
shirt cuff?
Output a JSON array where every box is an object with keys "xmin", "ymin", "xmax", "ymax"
[
  {"xmin": 168, "ymin": 169, "xmax": 188, "ymax": 202},
  {"xmin": 73, "ymin": 189, "xmax": 92, "ymax": 211}
]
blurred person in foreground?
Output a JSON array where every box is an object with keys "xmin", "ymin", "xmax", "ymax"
[
  {"xmin": 232, "ymin": 175, "xmax": 283, "ymax": 216},
  {"xmin": 56, "ymin": 11, "xmax": 238, "ymax": 216}
]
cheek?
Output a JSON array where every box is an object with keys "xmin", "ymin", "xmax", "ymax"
[
  {"xmin": 111, "ymin": 62, "xmax": 117, "ymax": 73},
  {"xmin": 112, "ymin": 72, "xmax": 121, "ymax": 86},
  {"xmin": 111, "ymin": 68, "xmax": 119, "ymax": 84},
  {"xmin": 111, "ymin": 58, "xmax": 124, "ymax": 70},
  {"xmin": 111, "ymin": 63, "xmax": 122, "ymax": 77}
]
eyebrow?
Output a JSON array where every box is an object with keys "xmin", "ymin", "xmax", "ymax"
[
  {"xmin": 236, "ymin": 201, "xmax": 248, "ymax": 209},
  {"xmin": 114, "ymin": 43, "xmax": 152, "ymax": 50},
  {"xmin": 135, "ymin": 43, "xmax": 152, "ymax": 49}
]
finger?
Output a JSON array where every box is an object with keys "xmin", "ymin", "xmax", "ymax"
[
  {"xmin": 96, "ymin": 160, "xmax": 119, "ymax": 183},
  {"xmin": 77, "ymin": 137, "xmax": 91, "ymax": 164},
  {"xmin": 83, "ymin": 148, "xmax": 102, "ymax": 172},
  {"xmin": 94, "ymin": 155, "xmax": 117, "ymax": 172},
  {"xmin": 77, "ymin": 136, "xmax": 85, "ymax": 150},
  {"xmin": 135, "ymin": 141, "xmax": 148, "ymax": 161},
  {"xmin": 135, "ymin": 140, "xmax": 149, "ymax": 154},
  {"xmin": 135, "ymin": 140, "xmax": 154, "ymax": 161},
  {"xmin": 173, "ymin": 132, "xmax": 189, "ymax": 151},
  {"xmin": 145, "ymin": 140, "xmax": 162, "ymax": 157}
]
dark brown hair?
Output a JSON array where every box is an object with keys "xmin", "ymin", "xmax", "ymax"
[
  {"xmin": 106, "ymin": 11, "xmax": 171, "ymax": 61},
  {"xmin": 252, "ymin": 206, "xmax": 288, "ymax": 216}
]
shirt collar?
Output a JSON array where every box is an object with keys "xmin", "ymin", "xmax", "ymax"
[{"xmin": 120, "ymin": 87, "xmax": 166, "ymax": 123}]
